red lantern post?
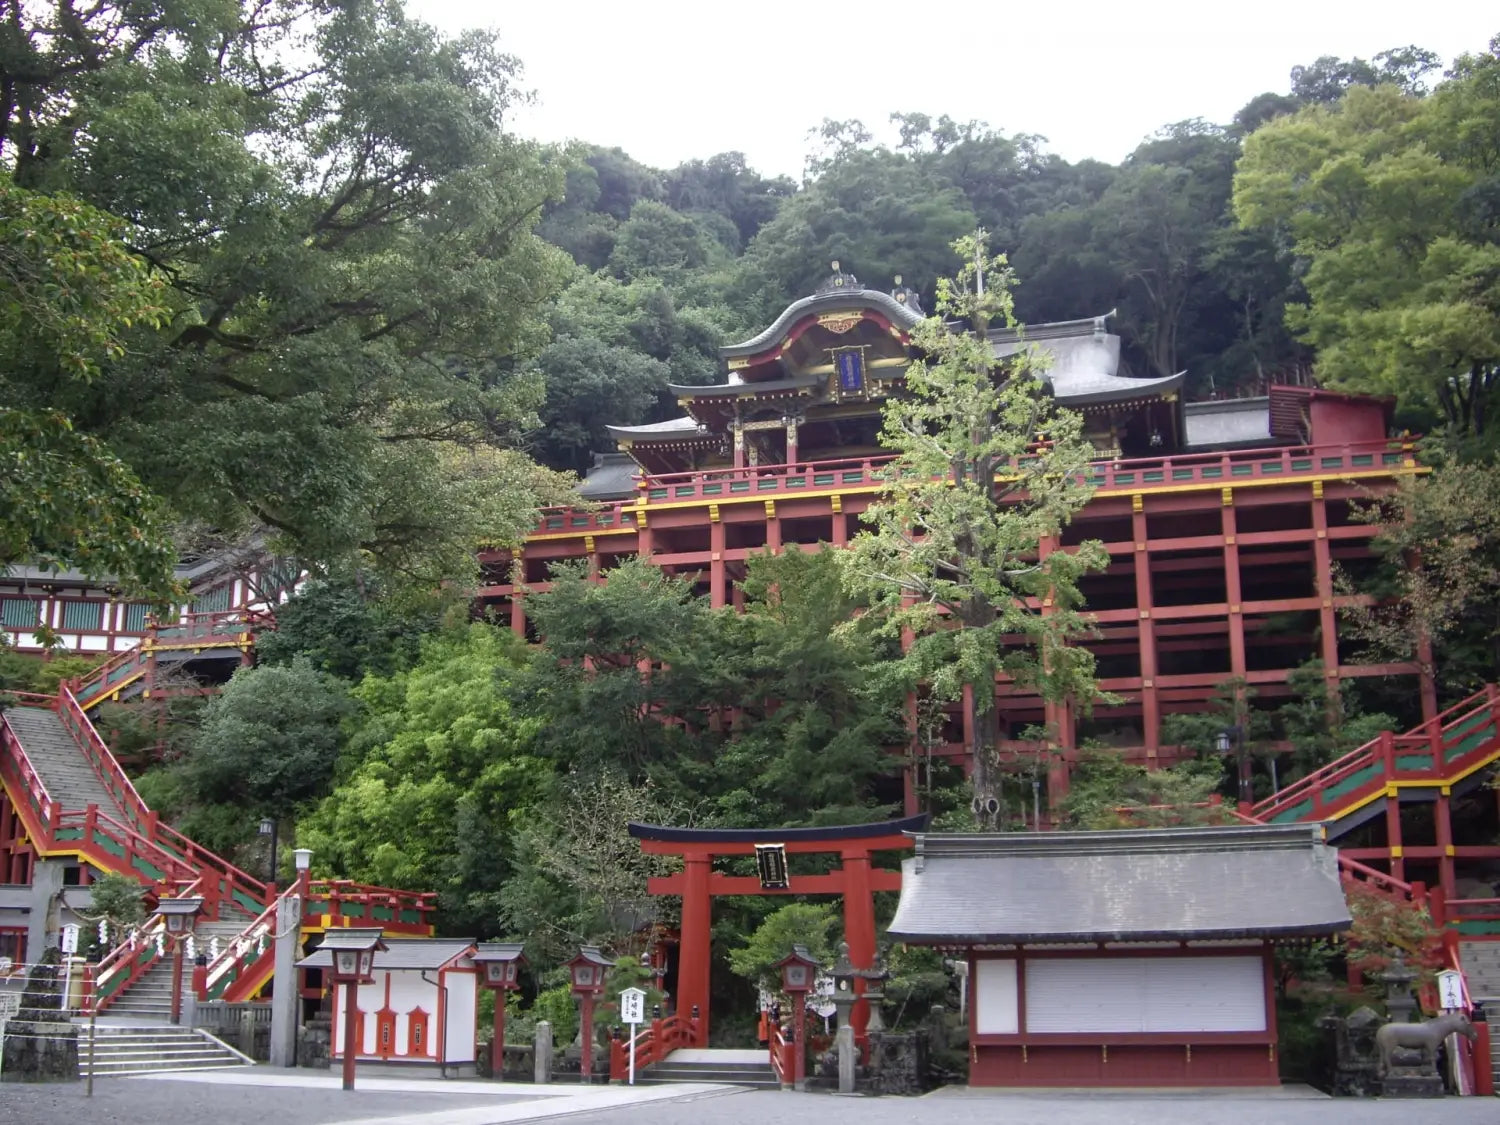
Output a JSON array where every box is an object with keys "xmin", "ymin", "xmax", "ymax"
[
  {"xmin": 564, "ymin": 946, "xmax": 615, "ymax": 1084},
  {"xmin": 156, "ymin": 898, "xmax": 203, "ymax": 1025},
  {"xmin": 776, "ymin": 945, "xmax": 819, "ymax": 1091},
  {"xmin": 303, "ymin": 928, "xmax": 386, "ymax": 1091},
  {"xmin": 472, "ymin": 943, "xmax": 526, "ymax": 1080}
]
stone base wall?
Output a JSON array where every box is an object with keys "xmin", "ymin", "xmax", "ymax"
[{"xmin": 1, "ymin": 1020, "xmax": 79, "ymax": 1082}]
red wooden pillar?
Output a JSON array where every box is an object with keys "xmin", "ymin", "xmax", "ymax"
[
  {"xmin": 678, "ymin": 854, "xmax": 712, "ymax": 1047},
  {"xmin": 1310, "ymin": 483, "xmax": 1340, "ymax": 686},
  {"xmin": 1415, "ymin": 633, "xmax": 1439, "ymax": 723},
  {"xmin": 1435, "ymin": 787, "xmax": 1456, "ymax": 900},
  {"xmin": 831, "ymin": 501, "xmax": 847, "ymax": 547},
  {"xmin": 710, "ymin": 520, "xmax": 726, "ymax": 609},
  {"xmin": 636, "ymin": 512, "xmax": 653, "ymax": 560},
  {"xmin": 1383, "ymin": 731, "xmax": 1404, "ymax": 880},
  {"xmin": 764, "ymin": 501, "xmax": 781, "ymax": 554},
  {"xmin": 1131, "ymin": 499, "xmax": 1159, "ymax": 760},
  {"xmin": 841, "ymin": 849, "xmax": 876, "ymax": 1046},
  {"xmin": 1221, "ymin": 496, "xmax": 1247, "ymax": 685},
  {"xmin": 509, "ymin": 553, "xmax": 525, "ymax": 638}
]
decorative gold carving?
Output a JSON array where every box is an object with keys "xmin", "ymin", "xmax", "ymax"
[
  {"xmin": 584, "ymin": 535, "xmax": 595, "ymax": 553},
  {"xmin": 1312, "ymin": 480, "xmax": 1324, "ymax": 499},
  {"xmin": 764, "ymin": 500, "xmax": 776, "ymax": 520},
  {"xmin": 636, "ymin": 511, "xmax": 648, "ymax": 529},
  {"xmin": 831, "ymin": 495, "xmax": 842, "ymax": 514},
  {"xmin": 727, "ymin": 357, "xmax": 751, "ymax": 370},
  {"xmin": 1221, "ymin": 487, "xmax": 1233, "ymax": 506},
  {"xmin": 1131, "ymin": 494, "xmax": 1143, "ymax": 513},
  {"xmin": 817, "ymin": 312, "xmax": 863, "ymax": 334},
  {"xmin": 709, "ymin": 503, "xmax": 720, "ymax": 523}
]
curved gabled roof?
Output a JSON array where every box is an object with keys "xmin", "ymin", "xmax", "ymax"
[{"xmin": 721, "ymin": 289, "xmax": 926, "ymax": 359}]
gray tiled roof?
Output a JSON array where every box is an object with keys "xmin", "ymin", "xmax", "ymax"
[
  {"xmin": 578, "ymin": 452, "xmax": 641, "ymax": 500},
  {"xmin": 1183, "ymin": 398, "xmax": 1274, "ymax": 449},
  {"xmin": 887, "ymin": 825, "xmax": 1350, "ymax": 945},
  {"xmin": 299, "ymin": 937, "xmax": 475, "ymax": 971},
  {"xmin": 988, "ymin": 318, "xmax": 1184, "ymax": 407}
]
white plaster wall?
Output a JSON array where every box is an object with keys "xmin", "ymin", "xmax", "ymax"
[{"xmin": 444, "ymin": 970, "xmax": 477, "ymax": 1063}]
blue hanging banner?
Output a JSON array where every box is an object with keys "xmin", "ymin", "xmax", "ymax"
[{"xmin": 836, "ymin": 350, "xmax": 865, "ymax": 394}]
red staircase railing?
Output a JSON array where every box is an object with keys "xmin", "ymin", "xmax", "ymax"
[
  {"xmin": 72, "ymin": 610, "xmax": 259, "ymax": 710},
  {"xmin": 1252, "ymin": 685, "xmax": 1499, "ymax": 825},
  {"xmin": 608, "ymin": 1011, "xmax": 700, "ymax": 1083},
  {"xmin": 768, "ymin": 1019, "xmax": 793, "ymax": 1088}
]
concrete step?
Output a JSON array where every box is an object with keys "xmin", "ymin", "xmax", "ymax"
[{"xmin": 77, "ymin": 1026, "xmax": 249, "ymax": 1077}]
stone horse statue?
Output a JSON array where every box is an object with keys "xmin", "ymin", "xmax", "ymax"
[{"xmin": 1375, "ymin": 1012, "xmax": 1477, "ymax": 1076}]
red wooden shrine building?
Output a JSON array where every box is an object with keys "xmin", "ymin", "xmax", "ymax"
[{"xmin": 481, "ymin": 262, "xmax": 1499, "ymax": 905}]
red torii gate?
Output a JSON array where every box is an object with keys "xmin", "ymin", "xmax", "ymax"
[{"xmin": 630, "ymin": 815, "xmax": 927, "ymax": 1048}]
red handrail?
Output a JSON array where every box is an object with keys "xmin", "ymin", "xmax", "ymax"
[{"xmin": 1253, "ymin": 685, "xmax": 1496, "ymax": 820}]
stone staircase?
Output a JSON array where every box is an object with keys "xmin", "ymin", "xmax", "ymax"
[
  {"xmin": 642, "ymin": 1048, "xmax": 779, "ymax": 1088},
  {"xmin": 3, "ymin": 706, "xmax": 123, "ymax": 813},
  {"xmin": 104, "ymin": 914, "xmax": 257, "ymax": 1020},
  {"xmin": 77, "ymin": 1023, "xmax": 251, "ymax": 1078},
  {"xmin": 1461, "ymin": 940, "xmax": 1500, "ymax": 1002}
]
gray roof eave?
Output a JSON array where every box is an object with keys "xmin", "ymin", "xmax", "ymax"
[{"xmin": 721, "ymin": 290, "xmax": 925, "ymax": 358}]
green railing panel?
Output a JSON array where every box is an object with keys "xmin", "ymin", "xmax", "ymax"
[
  {"xmin": 1113, "ymin": 473, "xmax": 1136, "ymax": 485},
  {"xmin": 1382, "ymin": 453, "xmax": 1403, "ymax": 465},
  {"xmin": 55, "ymin": 828, "xmax": 84, "ymax": 842},
  {"xmin": 545, "ymin": 517, "xmax": 564, "ymax": 530},
  {"xmin": 1143, "ymin": 471, "xmax": 1164, "ymax": 483},
  {"xmin": 812, "ymin": 474, "xmax": 835, "ymax": 486},
  {"xmin": 757, "ymin": 479, "xmax": 779, "ymax": 491},
  {"xmin": 1454, "ymin": 920, "xmax": 1500, "ymax": 936},
  {"xmin": 730, "ymin": 481, "xmax": 750, "ymax": 492},
  {"xmin": 1321, "ymin": 763, "xmax": 1382, "ymax": 803},
  {"xmin": 570, "ymin": 517, "xmax": 591, "ymax": 527},
  {"xmin": 1270, "ymin": 799, "xmax": 1315, "ymax": 824},
  {"xmin": 234, "ymin": 889, "xmax": 263, "ymax": 915},
  {"xmin": 131, "ymin": 856, "xmax": 165, "ymax": 880},
  {"xmin": 673, "ymin": 487, "xmax": 695, "ymax": 497},
  {"xmin": 93, "ymin": 835, "xmax": 126, "ymax": 858},
  {"xmin": 1172, "ymin": 468, "xmax": 1195, "ymax": 480},
  {"xmin": 647, "ymin": 489, "xmax": 668, "ymax": 501},
  {"xmin": 1291, "ymin": 459, "xmax": 1313, "ymax": 470},
  {"xmin": 840, "ymin": 472, "xmax": 864, "ymax": 484},
  {"xmin": 371, "ymin": 905, "xmax": 395, "ymax": 921},
  {"xmin": 702, "ymin": 484, "xmax": 723, "ymax": 495},
  {"xmin": 784, "ymin": 477, "xmax": 806, "ymax": 489},
  {"xmin": 341, "ymin": 902, "xmax": 369, "ymax": 919},
  {"xmin": 597, "ymin": 514, "xmax": 614, "ymax": 526},
  {"xmin": 399, "ymin": 909, "xmax": 423, "ymax": 924},
  {"xmin": 1395, "ymin": 754, "xmax": 1434, "ymax": 771},
  {"xmin": 1201, "ymin": 466, "xmax": 1223, "ymax": 478},
  {"xmin": 1231, "ymin": 465, "xmax": 1253, "ymax": 476},
  {"xmin": 1320, "ymin": 457, "xmax": 1344, "ymax": 469},
  {"xmin": 1351, "ymin": 454, "xmax": 1374, "ymax": 467}
]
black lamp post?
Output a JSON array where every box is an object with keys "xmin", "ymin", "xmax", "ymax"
[
  {"xmin": 1216, "ymin": 725, "xmax": 1251, "ymax": 810},
  {"xmin": 258, "ymin": 817, "xmax": 278, "ymax": 885}
]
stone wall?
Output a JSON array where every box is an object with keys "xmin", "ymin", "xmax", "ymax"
[{"xmin": 1, "ymin": 1019, "xmax": 79, "ymax": 1082}]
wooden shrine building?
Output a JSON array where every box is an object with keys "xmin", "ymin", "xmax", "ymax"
[
  {"xmin": 484, "ymin": 263, "xmax": 1426, "ymax": 804},
  {"xmin": 887, "ymin": 824, "xmax": 1351, "ymax": 1087}
]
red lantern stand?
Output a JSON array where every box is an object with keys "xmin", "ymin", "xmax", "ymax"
[
  {"xmin": 565, "ymin": 946, "xmax": 615, "ymax": 1084},
  {"xmin": 472, "ymin": 942, "xmax": 526, "ymax": 1080},
  {"xmin": 312, "ymin": 928, "xmax": 387, "ymax": 1091},
  {"xmin": 776, "ymin": 945, "xmax": 818, "ymax": 1090},
  {"xmin": 156, "ymin": 897, "xmax": 204, "ymax": 1025}
]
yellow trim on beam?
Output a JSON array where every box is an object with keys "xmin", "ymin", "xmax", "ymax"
[{"xmin": 608, "ymin": 467, "xmax": 1424, "ymax": 518}]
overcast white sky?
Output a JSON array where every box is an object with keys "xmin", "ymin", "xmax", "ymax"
[{"xmin": 406, "ymin": 1, "xmax": 1495, "ymax": 177}]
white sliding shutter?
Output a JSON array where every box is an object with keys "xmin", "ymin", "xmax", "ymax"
[
  {"xmin": 973, "ymin": 959, "xmax": 1019, "ymax": 1034},
  {"xmin": 1025, "ymin": 958, "xmax": 1144, "ymax": 1032},
  {"xmin": 1141, "ymin": 956, "xmax": 1265, "ymax": 1032},
  {"xmin": 1024, "ymin": 955, "xmax": 1267, "ymax": 1034}
]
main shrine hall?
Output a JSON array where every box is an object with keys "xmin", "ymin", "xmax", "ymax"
[{"xmin": 481, "ymin": 264, "xmax": 1421, "ymax": 808}]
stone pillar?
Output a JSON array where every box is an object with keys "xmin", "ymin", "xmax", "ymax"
[
  {"xmin": 269, "ymin": 891, "xmax": 303, "ymax": 1067},
  {"xmin": 27, "ymin": 860, "xmax": 67, "ymax": 960},
  {"xmin": 835, "ymin": 1023, "xmax": 856, "ymax": 1094},
  {"xmin": 534, "ymin": 1020, "xmax": 553, "ymax": 1084}
]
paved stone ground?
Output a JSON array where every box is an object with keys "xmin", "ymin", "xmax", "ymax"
[{"xmin": 2, "ymin": 1076, "xmax": 1498, "ymax": 1125}]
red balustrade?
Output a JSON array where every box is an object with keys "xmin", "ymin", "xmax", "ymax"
[
  {"xmin": 768, "ymin": 1019, "xmax": 793, "ymax": 1088},
  {"xmin": 608, "ymin": 1011, "xmax": 700, "ymax": 1083},
  {"xmin": 1253, "ymin": 685, "xmax": 1498, "ymax": 824}
]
